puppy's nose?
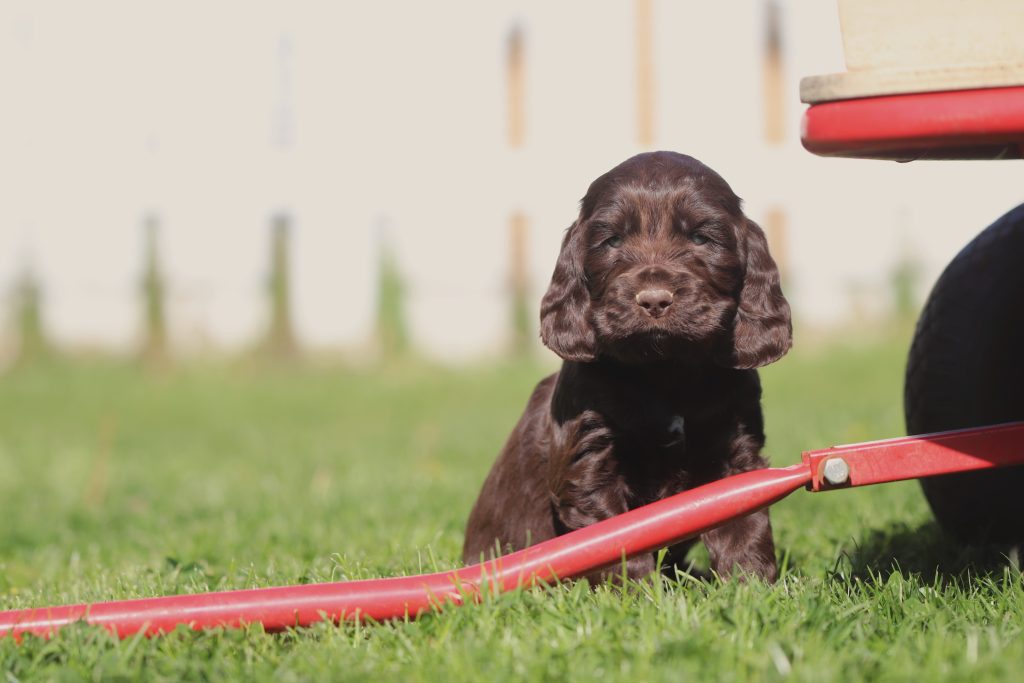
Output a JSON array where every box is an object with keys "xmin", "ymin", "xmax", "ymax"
[{"xmin": 635, "ymin": 289, "xmax": 674, "ymax": 317}]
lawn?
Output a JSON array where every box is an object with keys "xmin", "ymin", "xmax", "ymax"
[{"xmin": 2, "ymin": 335, "xmax": 1023, "ymax": 682}]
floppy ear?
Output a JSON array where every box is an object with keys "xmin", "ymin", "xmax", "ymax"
[
  {"xmin": 718, "ymin": 219, "xmax": 792, "ymax": 369},
  {"xmin": 540, "ymin": 221, "xmax": 597, "ymax": 362}
]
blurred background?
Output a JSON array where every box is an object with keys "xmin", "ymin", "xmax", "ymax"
[{"xmin": 2, "ymin": 0, "xmax": 1022, "ymax": 368}]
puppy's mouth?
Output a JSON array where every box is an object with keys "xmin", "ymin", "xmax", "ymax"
[
  {"xmin": 591, "ymin": 296, "xmax": 726, "ymax": 362},
  {"xmin": 601, "ymin": 319, "xmax": 716, "ymax": 361},
  {"xmin": 601, "ymin": 329, "xmax": 710, "ymax": 363}
]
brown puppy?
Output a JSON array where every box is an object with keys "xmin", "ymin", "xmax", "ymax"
[{"xmin": 463, "ymin": 151, "xmax": 792, "ymax": 582}]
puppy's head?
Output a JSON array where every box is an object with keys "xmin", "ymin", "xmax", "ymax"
[{"xmin": 540, "ymin": 151, "xmax": 791, "ymax": 368}]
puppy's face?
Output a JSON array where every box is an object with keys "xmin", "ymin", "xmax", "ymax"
[
  {"xmin": 581, "ymin": 162, "xmax": 746, "ymax": 362},
  {"xmin": 541, "ymin": 152, "xmax": 791, "ymax": 368}
]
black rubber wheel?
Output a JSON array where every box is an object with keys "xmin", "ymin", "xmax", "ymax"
[{"xmin": 904, "ymin": 203, "xmax": 1024, "ymax": 544}]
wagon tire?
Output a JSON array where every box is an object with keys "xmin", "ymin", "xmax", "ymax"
[{"xmin": 904, "ymin": 203, "xmax": 1024, "ymax": 544}]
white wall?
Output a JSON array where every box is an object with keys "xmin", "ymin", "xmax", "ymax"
[{"xmin": 1, "ymin": 1, "xmax": 1021, "ymax": 359}]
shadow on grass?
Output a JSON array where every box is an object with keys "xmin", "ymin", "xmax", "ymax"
[{"xmin": 839, "ymin": 520, "xmax": 1020, "ymax": 582}]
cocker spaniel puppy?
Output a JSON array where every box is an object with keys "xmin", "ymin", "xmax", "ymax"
[{"xmin": 463, "ymin": 151, "xmax": 792, "ymax": 582}]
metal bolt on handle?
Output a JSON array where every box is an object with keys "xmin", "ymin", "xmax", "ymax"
[{"xmin": 822, "ymin": 457, "xmax": 850, "ymax": 486}]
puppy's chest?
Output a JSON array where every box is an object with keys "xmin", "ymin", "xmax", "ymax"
[
  {"xmin": 622, "ymin": 409, "xmax": 689, "ymax": 450},
  {"xmin": 611, "ymin": 408, "xmax": 727, "ymax": 503},
  {"xmin": 607, "ymin": 390, "xmax": 730, "ymax": 495},
  {"xmin": 611, "ymin": 389, "xmax": 719, "ymax": 452}
]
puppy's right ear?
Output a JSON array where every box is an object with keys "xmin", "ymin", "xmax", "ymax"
[{"xmin": 540, "ymin": 222, "xmax": 597, "ymax": 362}]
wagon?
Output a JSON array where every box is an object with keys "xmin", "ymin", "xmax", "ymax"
[{"xmin": 802, "ymin": 0, "xmax": 1024, "ymax": 543}]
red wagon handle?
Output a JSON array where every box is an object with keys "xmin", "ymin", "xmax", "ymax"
[
  {"xmin": 802, "ymin": 421, "xmax": 1024, "ymax": 491},
  {"xmin": 2, "ymin": 422, "xmax": 1023, "ymax": 641}
]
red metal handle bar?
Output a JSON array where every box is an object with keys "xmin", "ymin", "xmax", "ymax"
[
  {"xmin": 802, "ymin": 422, "xmax": 1024, "ymax": 491},
  {"xmin": 2, "ymin": 422, "xmax": 1023, "ymax": 641},
  {"xmin": 0, "ymin": 465, "xmax": 811, "ymax": 640}
]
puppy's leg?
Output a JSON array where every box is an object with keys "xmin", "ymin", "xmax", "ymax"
[
  {"xmin": 701, "ymin": 508, "xmax": 778, "ymax": 582},
  {"xmin": 700, "ymin": 420, "xmax": 779, "ymax": 582},
  {"xmin": 662, "ymin": 539, "xmax": 707, "ymax": 581},
  {"xmin": 549, "ymin": 412, "xmax": 655, "ymax": 584},
  {"xmin": 582, "ymin": 554, "xmax": 656, "ymax": 586}
]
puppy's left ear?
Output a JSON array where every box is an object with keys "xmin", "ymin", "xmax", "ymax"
[{"xmin": 718, "ymin": 219, "xmax": 792, "ymax": 369}]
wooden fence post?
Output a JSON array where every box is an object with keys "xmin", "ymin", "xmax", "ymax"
[
  {"xmin": 374, "ymin": 227, "xmax": 409, "ymax": 361},
  {"xmin": 264, "ymin": 214, "xmax": 298, "ymax": 358},
  {"xmin": 12, "ymin": 266, "xmax": 50, "ymax": 365},
  {"xmin": 140, "ymin": 213, "xmax": 169, "ymax": 365}
]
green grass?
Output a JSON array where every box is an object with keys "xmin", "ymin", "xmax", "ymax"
[{"xmin": 2, "ymin": 337, "xmax": 1023, "ymax": 682}]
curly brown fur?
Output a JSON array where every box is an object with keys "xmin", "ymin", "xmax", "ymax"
[{"xmin": 463, "ymin": 152, "xmax": 791, "ymax": 583}]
